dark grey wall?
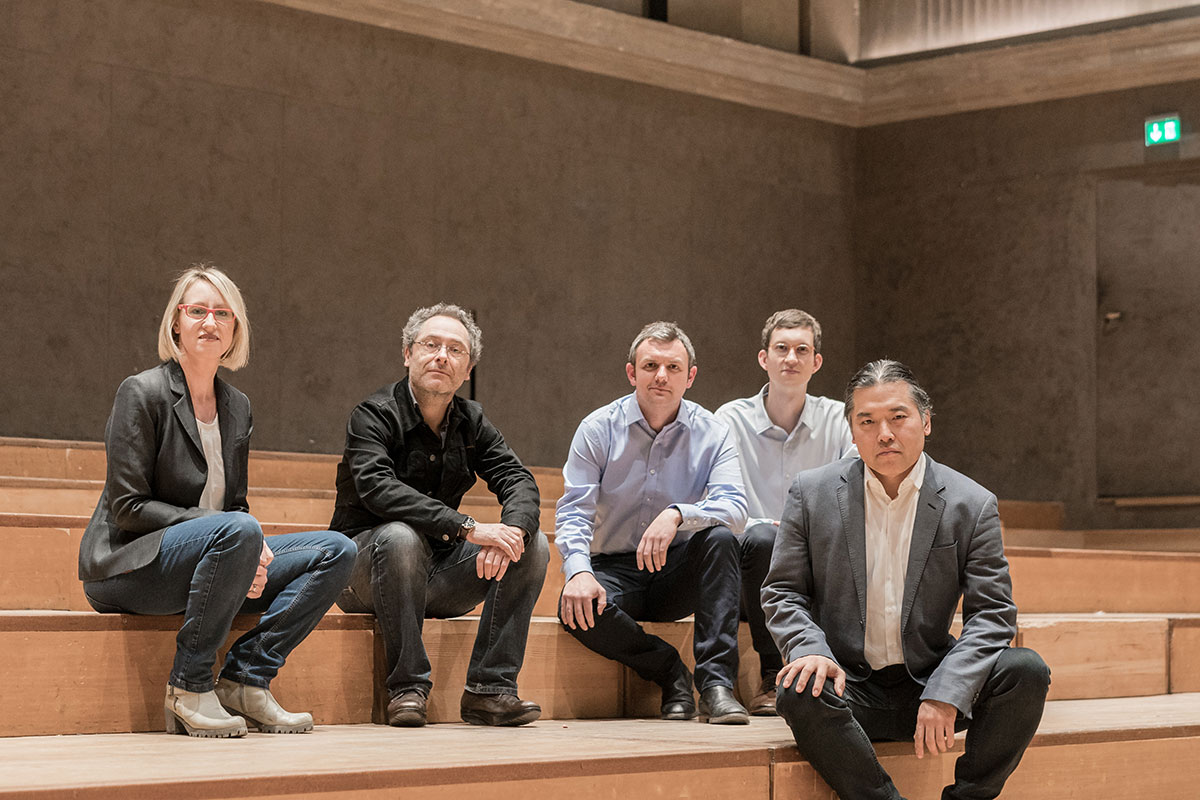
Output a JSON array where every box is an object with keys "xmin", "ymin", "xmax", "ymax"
[
  {"xmin": 0, "ymin": 0, "xmax": 857, "ymax": 467},
  {"xmin": 855, "ymin": 79, "xmax": 1200, "ymax": 526}
]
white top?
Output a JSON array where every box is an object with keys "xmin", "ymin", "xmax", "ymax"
[
  {"xmin": 862, "ymin": 452, "xmax": 927, "ymax": 670},
  {"xmin": 715, "ymin": 386, "xmax": 855, "ymax": 529},
  {"xmin": 196, "ymin": 414, "xmax": 226, "ymax": 511}
]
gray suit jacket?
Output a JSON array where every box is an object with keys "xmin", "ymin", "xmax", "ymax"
[
  {"xmin": 762, "ymin": 455, "xmax": 1016, "ymax": 714},
  {"xmin": 78, "ymin": 360, "xmax": 252, "ymax": 582}
]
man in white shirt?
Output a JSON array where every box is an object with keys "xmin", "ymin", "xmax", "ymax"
[
  {"xmin": 716, "ymin": 309, "xmax": 854, "ymax": 715},
  {"xmin": 762, "ymin": 360, "xmax": 1049, "ymax": 800}
]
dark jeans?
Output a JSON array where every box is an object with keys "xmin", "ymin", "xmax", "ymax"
[
  {"xmin": 560, "ymin": 525, "xmax": 741, "ymax": 691},
  {"xmin": 777, "ymin": 648, "xmax": 1050, "ymax": 800},
  {"xmin": 739, "ymin": 522, "xmax": 783, "ymax": 676},
  {"xmin": 83, "ymin": 512, "xmax": 356, "ymax": 692},
  {"xmin": 336, "ymin": 521, "xmax": 549, "ymax": 699}
]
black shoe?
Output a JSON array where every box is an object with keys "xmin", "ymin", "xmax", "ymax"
[
  {"xmin": 460, "ymin": 691, "xmax": 541, "ymax": 726},
  {"xmin": 387, "ymin": 690, "xmax": 427, "ymax": 727},
  {"xmin": 659, "ymin": 667, "xmax": 697, "ymax": 720},
  {"xmin": 699, "ymin": 686, "xmax": 749, "ymax": 724}
]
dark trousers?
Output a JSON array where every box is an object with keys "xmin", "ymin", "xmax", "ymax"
[
  {"xmin": 739, "ymin": 522, "xmax": 784, "ymax": 676},
  {"xmin": 560, "ymin": 525, "xmax": 741, "ymax": 691},
  {"xmin": 337, "ymin": 521, "xmax": 549, "ymax": 699},
  {"xmin": 776, "ymin": 648, "xmax": 1050, "ymax": 800}
]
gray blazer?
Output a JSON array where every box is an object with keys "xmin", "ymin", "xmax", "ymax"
[
  {"xmin": 78, "ymin": 360, "xmax": 252, "ymax": 582},
  {"xmin": 762, "ymin": 455, "xmax": 1016, "ymax": 714}
]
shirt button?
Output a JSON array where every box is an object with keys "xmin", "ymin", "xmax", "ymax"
[
  {"xmin": 442, "ymin": 534, "xmax": 450, "ymax": 541},
  {"xmin": 429, "ymin": 454, "xmax": 437, "ymax": 461},
  {"xmin": 649, "ymin": 469, "xmax": 656, "ymax": 475}
]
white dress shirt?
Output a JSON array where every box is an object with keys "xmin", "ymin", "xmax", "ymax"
[
  {"xmin": 863, "ymin": 452, "xmax": 927, "ymax": 669},
  {"xmin": 716, "ymin": 387, "xmax": 855, "ymax": 529}
]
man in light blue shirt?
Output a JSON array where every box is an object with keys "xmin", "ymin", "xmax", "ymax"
[
  {"xmin": 556, "ymin": 321, "xmax": 750, "ymax": 724},
  {"xmin": 715, "ymin": 309, "xmax": 854, "ymax": 716}
]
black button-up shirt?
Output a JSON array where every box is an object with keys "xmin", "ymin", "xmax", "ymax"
[{"xmin": 330, "ymin": 378, "xmax": 540, "ymax": 545}]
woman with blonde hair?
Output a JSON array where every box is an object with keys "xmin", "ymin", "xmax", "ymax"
[{"xmin": 78, "ymin": 265, "xmax": 355, "ymax": 738}]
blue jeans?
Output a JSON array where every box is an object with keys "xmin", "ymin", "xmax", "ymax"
[
  {"xmin": 336, "ymin": 522, "xmax": 549, "ymax": 699},
  {"xmin": 777, "ymin": 648, "xmax": 1051, "ymax": 800},
  {"xmin": 739, "ymin": 522, "xmax": 783, "ymax": 676},
  {"xmin": 560, "ymin": 525, "xmax": 741, "ymax": 691},
  {"xmin": 83, "ymin": 512, "xmax": 356, "ymax": 692}
]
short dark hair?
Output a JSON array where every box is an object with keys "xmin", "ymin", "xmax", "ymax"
[
  {"xmin": 628, "ymin": 321, "xmax": 696, "ymax": 369},
  {"xmin": 761, "ymin": 309, "xmax": 822, "ymax": 353},
  {"xmin": 844, "ymin": 359, "xmax": 933, "ymax": 420}
]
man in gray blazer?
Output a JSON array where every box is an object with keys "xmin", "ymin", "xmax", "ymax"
[{"xmin": 763, "ymin": 360, "xmax": 1049, "ymax": 800}]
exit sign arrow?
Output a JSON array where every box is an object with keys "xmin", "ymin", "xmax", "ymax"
[{"xmin": 1145, "ymin": 114, "xmax": 1182, "ymax": 147}]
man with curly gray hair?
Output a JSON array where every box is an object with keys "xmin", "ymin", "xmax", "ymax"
[{"xmin": 332, "ymin": 303, "xmax": 548, "ymax": 728}]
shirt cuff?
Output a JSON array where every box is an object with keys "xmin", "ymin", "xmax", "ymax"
[
  {"xmin": 562, "ymin": 552, "xmax": 594, "ymax": 581},
  {"xmin": 672, "ymin": 503, "xmax": 704, "ymax": 530}
]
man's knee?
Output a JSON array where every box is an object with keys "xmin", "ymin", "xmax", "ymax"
[
  {"xmin": 992, "ymin": 647, "xmax": 1051, "ymax": 697},
  {"xmin": 694, "ymin": 524, "xmax": 738, "ymax": 556},
  {"xmin": 776, "ymin": 680, "xmax": 846, "ymax": 729},
  {"xmin": 371, "ymin": 522, "xmax": 430, "ymax": 579},
  {"xmin": 741, "ymin": 522, "xmax": 777, "ymax": 568}
]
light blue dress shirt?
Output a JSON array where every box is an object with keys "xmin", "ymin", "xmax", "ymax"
[
  {"xmin": 716, "ymin": 386, "xmax": 855, "ymax": 530},
  {"xmin": 555, "ymin": 393, "xmax": 748, "ymax": 581}
]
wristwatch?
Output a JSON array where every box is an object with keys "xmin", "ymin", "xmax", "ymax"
[{"xmin": 458, "ymin": 516, "xmax": 477, "ymax": 541}]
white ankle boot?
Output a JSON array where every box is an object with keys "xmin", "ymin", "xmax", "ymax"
[
  {"xmin": 164, "ymin": 685, "xmax": 248, "ymax": 738},
  {"xmin": 215, "ymin": 678, "xmax": 313, "ymax": 733}
]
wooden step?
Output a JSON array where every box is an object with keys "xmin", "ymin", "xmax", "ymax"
[
  {"xmin": 996, "ymin": 500, "xmax": 1065, "ymax": 530},
  {"xmin": 0, "ymin": 514, "xmax": 566, "ymax": 616},
  {"xmin": 2, "ymin": 694, "xmax": 1200, "ymax": 799},
  {"xmin": 1006, "ymin": 527, "xmax": 1200, "ymax": 552},
  {"xmin": 0, "ymin": 436, "xmax": 565, "ymax": 498},
  {"xmin": 0, "ymin": 613, "xmax": 769, "ymax": 736},
  {"xmin": 0, "ymin": 476, "xmax": 558, "ymax": 530},
  {"xmin": 0, "ymin": 610, "xmax": 377, "ymax": 737},
  {"xmin": 1008, "ymin": 546, "xmax": 1200, "ymax": 613}
]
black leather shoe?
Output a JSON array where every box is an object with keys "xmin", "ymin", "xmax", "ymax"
[
  {"xmin": 659, "ymin": 667, "xmax": 697, "ymax": 720},
  {"xmin": 460, "ymin": 691, "xmax": 541, "ymax": 726},
  {"xmin": 387, "ymin": 690, "xmax": 427, "ymax": 727},
  {"xmin": 699, "ymin": 686, "xmax": 749, "ymax": 724}
]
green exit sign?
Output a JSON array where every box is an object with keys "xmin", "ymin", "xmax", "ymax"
[{"xmin": 1145, "ymin": 114, "xmax": 1181, "ymax": 146}]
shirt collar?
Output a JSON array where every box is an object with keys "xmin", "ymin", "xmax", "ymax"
[
  {"xmin": 756, "ymin": 385, "xmax": 817, "ymax": 438},
  {"xmin": 624, "ymin": 392, "xmax": 691, "ymax": 432},
  {"xmin": 864, "ymin": 452, "xmax": 927, "ymax": 500},
  {"xmin": 750, "ymin": 385, "xmax": 775, "ymax": 435},
  {"xmin": 401, "ymin": 377, "xmax": 455, "ymax": 438}
]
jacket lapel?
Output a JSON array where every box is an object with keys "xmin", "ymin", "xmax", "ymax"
[
  {"xmin": 167, "ymin": 361, "xmax": 204, "ymax": 458},
  {"xmin": 901, "ymin": 456, "xmax": 947, "ymax": 633},
  {"xmin": 837, "ymin": 459, "xmax": 868, "ymax": 625},
  {"xmin": 216, "ymin": 378, "xmax": 238, "ymax": 509}
]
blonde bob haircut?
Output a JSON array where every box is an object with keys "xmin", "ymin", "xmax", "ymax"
[{"xmin": 157, "ymin": 265, "xmax": 251, "ymax": 371}]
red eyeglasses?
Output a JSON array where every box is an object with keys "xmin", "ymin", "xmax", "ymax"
[{"xmin": 178, "ymin": 304, "xmax": 236, "ymax": 323}]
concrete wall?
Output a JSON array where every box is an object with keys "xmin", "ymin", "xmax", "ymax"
[
  {"xmin": 0, "ymin": 0, "xmax": 857, "ymax": 467},
  {"xmin": 855, "ymin": 79, "xmax": 1200, "ymax": 526}
]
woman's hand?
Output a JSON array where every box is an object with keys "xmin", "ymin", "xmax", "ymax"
[{"xmin": 247, "ymin": 541, "xmax": 273, "ymax": 599}]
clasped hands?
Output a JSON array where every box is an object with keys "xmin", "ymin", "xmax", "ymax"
[
  {"xmin": 776, "ymin": 655, "xmax": 959, "ymax": 758},
  {"xmin": 464, "ymin": 522, "xmax": 526, "ymax": 581}
]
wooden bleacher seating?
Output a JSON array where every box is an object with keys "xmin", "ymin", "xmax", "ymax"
[{"xmin": 4, "ymin": 436, "xmax": 1200, "ymax": 799}]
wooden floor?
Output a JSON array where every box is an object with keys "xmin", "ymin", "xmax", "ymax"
[{"xmin": 4, "ymin": 695, "xmax": 1200, "ymax": 799}]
